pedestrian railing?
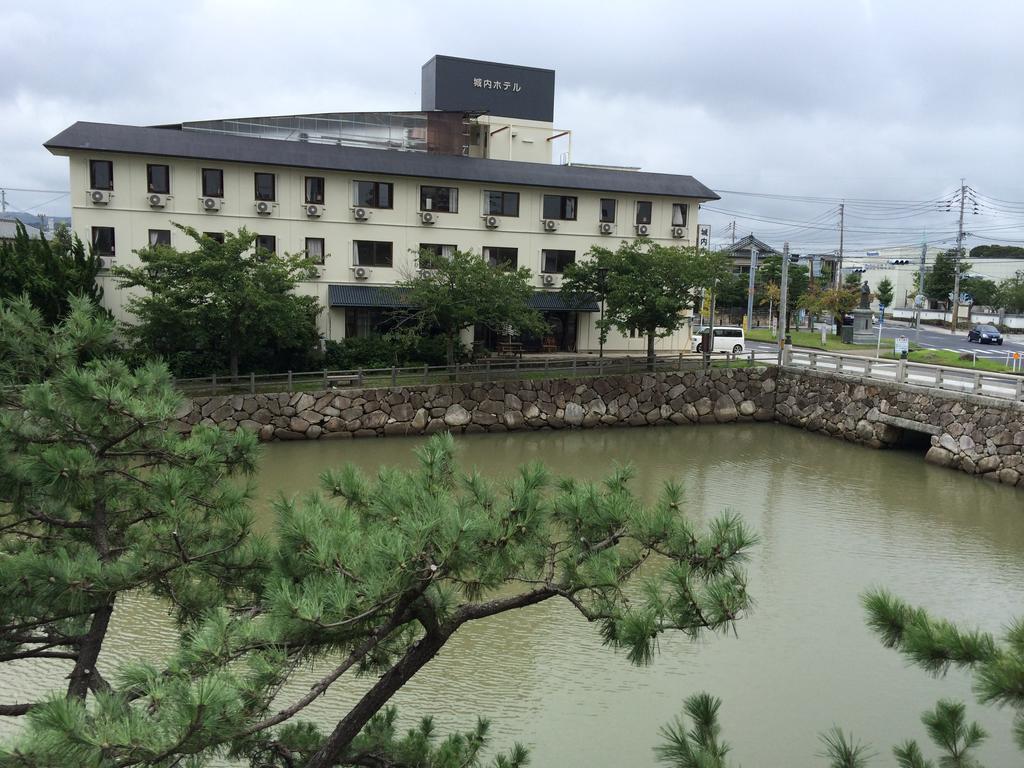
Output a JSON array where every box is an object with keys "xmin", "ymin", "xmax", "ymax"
[
  {"xmin": 784, "ymin": 349, "xmax": 1024, "ymax": 402},
  {"xmin": 171, "ymin": 351, "xmax": 778, "ymax": 397}
]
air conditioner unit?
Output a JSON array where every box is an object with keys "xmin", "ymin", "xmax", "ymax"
[
  {"xmin": 202, "ymin": 197, "xmax": 222, "ymax": 211},
  {"xmin": 419, "ymin": 211, "xmax": 438, "ymax": 225},
  {"xmin": 305, "ymin": 203, "xmax": 324, "ymax": 217},
  {"xmin": 671, "ymin": 226, "xmax": 686, "ymax": 239},
  {"xmin": 352, "ymin": 266, "xmax": 371, "ymax": 279},
  {"xmin": 599, "ymin": 222, "xmax": 614, "ymax": 235},
  {"xmin": 147, "ymin": 193, "xmax": 167, "ymax": 208},
  {"xmin": 483, "ymin": 214, "xmax": 500, "ymax": 229},
  {"xmin": 255, "ymin": 200, "xmax": 274, "ymax": 215},
  {"xmin": 542, "ymin": 273, "xmax": 557, "ymax": 286},
  {"xmin": 96, "ymin": 256, "xmax": 114, "ymax": 270},
  {"xmin": 636, "ymin": 223, "xmax": 650, "ymax": 236},
  {"xmin": 89, "ymin": 189, "xmax": 111, "ymax": 205},
  {"xmin": 352, "ymin": 207, "xmax": 370, "ymax": 221},
  {"xmin": 542, "ymin": 219, "xmax": 559, "ymax": 232}
]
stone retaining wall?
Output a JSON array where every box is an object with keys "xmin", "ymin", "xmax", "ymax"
[
  {"xmin": 174, "ymin": 368, "xmax": 777, "ymax": 440},
  {"xmin": 775, "ymin": 368, "xmax": 1024, "ymax": 488},
  {"xmin": 173, "ymin": 365, "xmax": 1024, "ymax": 490}
]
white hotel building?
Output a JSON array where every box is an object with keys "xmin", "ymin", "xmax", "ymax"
[{"xmin": 45, "ymin": 56, "xmax": 718, "ymax": 354}]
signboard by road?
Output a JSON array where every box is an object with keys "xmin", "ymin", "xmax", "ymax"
[{"xmin": 895, "ymin": 336, "xmax": 909, "ymax": 356}]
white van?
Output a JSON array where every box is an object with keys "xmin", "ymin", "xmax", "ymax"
[{"xmin": 691, "ymin": 326, "xmax": 745, "ymax": 354}]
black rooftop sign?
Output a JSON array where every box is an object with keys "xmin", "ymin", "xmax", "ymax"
[{"xmin": 422, "ymin": 55, "xmax": 555, "ymax": 122}]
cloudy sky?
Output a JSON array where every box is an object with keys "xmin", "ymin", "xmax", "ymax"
[{"xmin": 4, "ymin": 0, "xmax": 1023, "ymax": 255}]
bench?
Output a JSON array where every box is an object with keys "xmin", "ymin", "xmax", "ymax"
[
  {"xmin": 326, "ymin": 374, "xmax": 363, "ymax": 389},
  {"xmin": 496, "ymin": 342, "xmax": 524, "ymax": 358}
]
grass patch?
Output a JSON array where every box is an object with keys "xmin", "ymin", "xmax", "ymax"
[
  {"xmin": 746, "ymin": 328, "xmax": 896, "ymax": 352},
  {"xmin": 882, "ymin": 348, "xmax": 1022, "ymax": 375}
]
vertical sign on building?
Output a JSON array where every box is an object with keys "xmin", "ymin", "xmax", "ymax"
[{"xmin": 697, "ymin": 224, "xmax": 711, "ymax": 251}]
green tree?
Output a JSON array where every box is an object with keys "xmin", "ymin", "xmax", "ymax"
[
  {"xmin": 0, "ymin": 222, "xmax": 103, "ymax": 324},
  {"xmin": 923, "ymin": 251, "xmax": 970, "ymax": 307},
  {"xmin": 959, "ymin": 276, "xmax": 1000, "ymax": 324},
  {"xmin": 757, "ymin": 255, "xmax": 810, "ymax": 331},
  {"xmin": 995, "ymin": 271, "xmax": 1024, "ymax": 313},
  {"xmin": 563, "ymin": 239, "xmax": 705, "ymax": 369},
  {"xmin": 969, "ymin": 244, "xmax": 1024, "ymax": 260},
  {"xmin": 113, "ymin": 225, "xmax": 321, "ymax": 378},
  {"xmin": 0, "ymin": 303, "xmax": 759, "ymax": 765},
  {"xmin": 0, "ymin": 296, "xmax": 265, "ymax": 720},
  {"xmin": 844, "ymin": 271, "xmax": 864, "ymax": 290},
  {"xmin": 399, "ymin": 248, "xmax": 545, "ymax": 365},
  {"xmin": 799, "ymin": 285, "xmax": 858, "ymax": 334},
  {"xmin": 875, "ymin": 277, "xmax": 894, "ymax": 308}
]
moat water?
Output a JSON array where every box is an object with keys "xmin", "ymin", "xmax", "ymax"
[{"xmin": 4, "ymin": 424, "xmax": 1023, "ymax": 765}]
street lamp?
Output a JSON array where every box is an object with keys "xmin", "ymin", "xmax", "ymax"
[{"xmin": 597, "ymin": 266, "xmax": 609, "ymax": 359}]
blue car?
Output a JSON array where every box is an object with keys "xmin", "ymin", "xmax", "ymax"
[{"xmin": 967, "ymin": 324, "xmax": 1003, "ymax": 345}]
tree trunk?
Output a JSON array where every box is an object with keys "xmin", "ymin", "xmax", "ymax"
[
  {"xmin": 229, "ymin": 349, "xmax": 239, "ymax": 382},
  {"xmin": 646, "ymin": 329, "xmax": 656, "ymax": 372},
  {"xmin": 446, "ymin": 332, "xmax": 456, "ymax": 367},
  {"xmin": 66, "ymin": 599, "xmax": 114, "ymax": 700},
  {"xmin": 306, "ymin": 631, "xmax": 448, "ymax": 768}
]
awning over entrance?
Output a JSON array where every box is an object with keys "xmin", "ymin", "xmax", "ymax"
[
  {"xmin": 529, "ymin": 291, "xmax": 599, "ymax": 312},
  {"xmin": 328, "ymin": 284, "xmax": 412, "ymax": 308},
  {"xmin": 329, "ymin": 284, "xmax": 598, "ymax": 312}
]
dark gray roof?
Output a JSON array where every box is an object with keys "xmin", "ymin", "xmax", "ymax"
[
  {"xmin": 45, "ymin": 122, "xmax": 719, "ymax": 200},
  {"xmin": 328, "ymin": 284, "xmax": 597, "ymax": 312},
  {"xmin": 529, "ymin": 291, "xmax": 598, "ymax": 312},
  {"xmin": 328, "ymin": 284, "xmax": 411, "ymax": 308},
  {"xmin": 727, "ymin": 234, "xmax": 779, "ymax": 255}
]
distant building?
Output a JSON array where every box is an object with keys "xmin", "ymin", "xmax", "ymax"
[
  {"xmin": 45, "ymin": 55, "xmax": 719, "ymax": 354},
  {"xmin": 0, "ymin": 217, "xmax": 42, "ymax": 243},
  {"xmin": 725, "ymin": 234, "xmax": 778, "ymax": 275}
]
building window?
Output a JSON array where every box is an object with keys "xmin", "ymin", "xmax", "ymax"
[
  {"xmin": 254, "ymin": 173, "xmax": 276, "ymax": 201},
  {"xmin": 91, "ymin": 226, "xmax": 115, "ymax": 256},
  {"xmin": 542, "ymin": 249, "xmax": 575, "ymax": 274},
  {"xmin": 344, "ymin": 308, "xmax": 394, "ymax": 339},
  {"xmin": 419, "ymin": 243, "xmax": 456, "ymax": 269},
  {"xmin": 672, "ymin": 203, "xmax": 688, "ymax": 227},
  {"xmin": 255, "ymin": 234, "xmax": 277, "ymax": 254},
  {"xmin": 89, "ymin": 160, "xmax": 113, "ymax": 191},
  {"xmin": 420, "ymin": 185, "xmax": 458, "ymax": 212},
  {"xmin": 305, "ymin": 237, "xmax": 326, "ymax": 265},
  {"xmin": 484, "ymin": 190, "xmax": 519, "ymax": 217},
  {"xmin": 203, "ymin": 231, "xmax": 225, "ymax": 244},
  {"xmin": 354, "ymin": 240, "xmax": 393, "ymax": 267},
  {"xmin": 148, "ymin": 229, "xmax": 171, "ymax": 247},
  {"xmin": 147, "ymin": 164, "xmax": 170, "ymax": 194},
  {"xmin": 635, "ymin": 201, "xmax": 653, "ymax": 225},
  {"xmin": 600, "ymin": 198, "xmax": 617, "ymax": 223},
  {"xmin": 483, "ymin": 247, "xmax": 518, "ymax": 270},
  {"xmin": 542, "ymin": 194, "xmax": 578, "ymax": 220},
  {"xmin": 353, "ymin": 181, "xmax": 393, "ymax": 209},
  {"xmin": 305, "ymin": 176, "xmax": 325, "ymax": 205},
  {"xmin": 202, "ymin": 168, "xmax": 224, "ymax": 198}
]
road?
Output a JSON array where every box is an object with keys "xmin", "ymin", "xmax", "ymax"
[
  {"xmin": 747, "ymin": 321, "xmax": 1024, "ymax": 364},
  {"xmin": 744, "ymin": 324, "xmax": 1023, "ymax": 400}
]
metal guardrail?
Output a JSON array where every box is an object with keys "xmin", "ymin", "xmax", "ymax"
[
  {"xmin": 784, "ymin": 349, "xmax": 1024, "ymax": 402},
  {"xmin": 171, "ymin": 351, "xmax": 778, "ymax": 397}
]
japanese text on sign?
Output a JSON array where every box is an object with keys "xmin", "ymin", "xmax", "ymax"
[{"xmin": 473, "ymin": 77, "xmax": 522, "ymax": 92}]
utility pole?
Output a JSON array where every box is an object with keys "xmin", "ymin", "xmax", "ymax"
[
  {"xmin": 916, "ymin": 240, "xmax": 927, "ymax": 345},
  {"xmin": 0, "ymin": 189, "xmax": 6, "ymax": 213},
  {"xmin": 949, "ymin": 179, "xmax": 966, "ymax": 333},
  {"xmin": 728, "ymin": 220, "xmax": 737, "ymax": 245},
  {"xmin": 836, "ymin": 203, "xmax": 845, "ymax": 288},
  {"xmin": 745, "ymin": 246, "xmax": 758, "ymax": 331},
  {"xmin": 777, "ymin": 242, "xmax": 791, "ymax": 364}
]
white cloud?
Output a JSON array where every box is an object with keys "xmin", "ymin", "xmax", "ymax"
[{"xmin": 3, "ymin": 0, "xmax": 1022, "ymax": 251}]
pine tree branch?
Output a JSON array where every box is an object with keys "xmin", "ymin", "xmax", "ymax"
[{"xmin": 0, "ymin": 702, "xmax": 36, "ymax": 716}]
